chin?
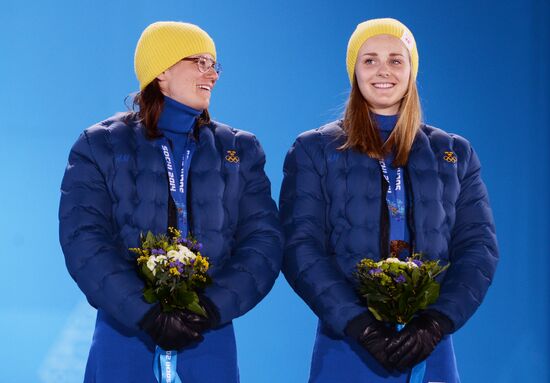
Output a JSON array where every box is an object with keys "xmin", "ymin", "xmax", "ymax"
[{"xmin": 193, "ymin": 97, "xmax": 210, "ymax": 110}]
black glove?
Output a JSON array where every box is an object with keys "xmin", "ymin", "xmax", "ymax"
[
  {"xmin": 139, "ymin": 305, "xmax": 204, "ymax": 350},
  {"xmin": 345, "ymin": 312, "xmax": 397, "ymax": 372},
  {"xmin": 198, "ymin": 294, "xmax": 220, "ymax": 330},
  {"xmin": 386, "ymin": 310, "xmax": 454, "ymax": 372}
]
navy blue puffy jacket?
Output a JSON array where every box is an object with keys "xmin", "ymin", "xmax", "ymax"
[
  {"xmin": 59, "ymin": 114, "xmax": 283, "ymax": 330},
  {"xmin": 280, "ymin": 121, "xmax": 498, "ymax": 336}
]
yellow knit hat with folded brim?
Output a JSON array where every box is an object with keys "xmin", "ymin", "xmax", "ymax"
[
  {"xmin": 346, "ymin": 18, "xmax": 418, "ymax": 84},
  {"xmin": 134, "ymin": 21, "xmax": 217, "ymax": 90}
]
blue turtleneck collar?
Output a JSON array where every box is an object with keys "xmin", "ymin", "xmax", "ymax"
[
  {"xmin": 373, "ymin": 113, "xmax": 398, "ymax": 132},
  {"xmin": 158, "ymin": 96, "xmax": 202, "ymax": 134}
]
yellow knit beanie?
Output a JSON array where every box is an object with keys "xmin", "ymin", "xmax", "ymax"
[
  {"xmin": 134, "ymin": 21, "xmax": 217, "ymax": 90},
  {"xmin": 346, "ymin": 18, "xmax": 418, "ymax": 84}
]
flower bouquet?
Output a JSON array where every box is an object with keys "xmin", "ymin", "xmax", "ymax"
[
  {"xmin": 354, "ymin": 255, "xmax": 449, "ymax": 325},
  {"xmin": 130, "ymin": 227, "xmax": 212, "ymax": 316}
]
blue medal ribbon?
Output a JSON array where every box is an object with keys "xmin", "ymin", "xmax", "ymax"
[
  {"xmin": 154, "ymin": 347, "xmax": 183, "ymax": 383},
  {"xmin": 379, "ymin": 159, "xmax": 406, "ymax": 242},
  {"xmin": 156, "ymin": 136, "xmax": 196, "ymax": 383},
  {"xmin": 160, "ymin": 136, "xmax": 196, "ymax": 236},
  {"xmin": 396, "ymin": 324, "xmax": 426, "ymax": 383}
]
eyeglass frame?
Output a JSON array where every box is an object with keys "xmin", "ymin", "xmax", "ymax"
[{"xmin": 180, "ymin": 56, "xmax": 222, "ymax": 75}]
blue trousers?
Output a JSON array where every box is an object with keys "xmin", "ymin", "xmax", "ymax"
[
  {"xmin": 84, "ymin": 310, "xmax": 239, "ymax": 383},
  {"xmin": 309, "ymin": 321, "xmax": 460, "ymax": 383}
]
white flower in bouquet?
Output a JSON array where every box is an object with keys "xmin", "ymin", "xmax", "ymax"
[
  {"xmin": 147, "ymin": 255, "xmax": 167, "ymax": 275},
  {"xmin": 177, "ymin": 245, "xmax": 197, "ymax": 261},
  {"xmin": 167, "ymin": 249, "xmax": 180, "ymax": 261},
  {"xmin": 168, "ymin": 245, "xmax": 196, "ymax": 264},
  {"xmin": 381, "ymin": 257, "xmax": 407, "ymax": 265}
]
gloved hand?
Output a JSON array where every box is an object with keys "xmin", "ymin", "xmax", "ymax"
[
  {"xmin": 197, "ymin": 294, "xmax": 220, "ymax": 331},
  {"xmin": 178, "ymin": 307, "xmax": 211, "ymax": 334},
  {"xmin": 386, "ymin": 310, "xmax": 453, "ymax": 372},
  {"xmin": 345, "ymin": 312, "xmax": 397, "ymax": 372},
  {"xmin": 139, "ymin": 305, "xmax": 204, "ymax": 350}
]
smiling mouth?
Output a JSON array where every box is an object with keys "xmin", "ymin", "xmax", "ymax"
[
  {"xmin": 197, "ymin": 85, "xmax": 212, "ymax": 92},
  {"xmin": 372, "ymin": 83, "xmax": 395, "ymax": 89}
]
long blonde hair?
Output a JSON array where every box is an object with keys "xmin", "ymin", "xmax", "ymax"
[{"xmin": 340, "ymin": 74, "xmax": 422, "ymax": 167}]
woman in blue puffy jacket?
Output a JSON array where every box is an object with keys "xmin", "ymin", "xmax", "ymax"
[
  {"xmin": 59, "ymin": 21, "xmax": 282, "ymax": 383},
  {"xmin": 280, "ymin": 18, "xmax": 498, "ymax": 383}
]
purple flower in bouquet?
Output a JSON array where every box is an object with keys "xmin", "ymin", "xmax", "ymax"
[
  {"xmin": 394, "ymin": 274, "xmax": 406, "ymax": 284},
  {"xmin": 369, "ymin": 268, "xmax": 383, "ymax": 276}
]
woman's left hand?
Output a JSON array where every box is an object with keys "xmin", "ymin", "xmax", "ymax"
[{"xmin": 386, "ymin": 311, "xmax": 453, "ymax": 371}]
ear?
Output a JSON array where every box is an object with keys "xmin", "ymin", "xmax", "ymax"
[{"xmin": 157, "ymin": 71, "xmax": 168, "ymax": 82}]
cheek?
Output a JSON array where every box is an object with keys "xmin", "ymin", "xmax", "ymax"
[
  {"xmin": 397, "ymin": 67, "xmax": 411, "ymax": 83},
  {"xmin": 355, "ymin": 65, "xmax": 372, "ymax": 83},
  {"xmin": 174, "ymin": 78, "xmax": 196, "ymax": 97},
  {"xmin": 355, "ymin": 68, "xmax": 375, "ymax": 94}
]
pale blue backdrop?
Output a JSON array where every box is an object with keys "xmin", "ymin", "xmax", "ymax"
[{"xmin": 0, "ymin": 0, "xmax": 548, "ymax": 382}]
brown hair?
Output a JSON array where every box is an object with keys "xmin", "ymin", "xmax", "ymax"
[
  {"xmin": 340, "ymin": 74, "xmax": 422, "ymax": 167},
  {"xmin": 127, "ymin": 78, "xmax": 211, "ymax": 139}
]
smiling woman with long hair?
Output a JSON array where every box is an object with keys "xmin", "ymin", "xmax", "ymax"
[
  {"xmin": 280, "ymin": 18, "xmax": 498, "ymax": 382},
  {"xmin": 59, "ymin": 21, "xmax": 282, "ymax": 382}
]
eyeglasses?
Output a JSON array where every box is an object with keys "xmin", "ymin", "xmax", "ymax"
[{"xmin": 180, "ymin": 56, "xmax": 222, "ymax": 75}]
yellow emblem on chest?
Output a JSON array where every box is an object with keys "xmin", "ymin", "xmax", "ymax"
[
  {"xmin": 443, "ymin": 151, "xmax": 457, "ymax": 163},
  {"xmin": 225, "ymin": 150, "xmax": 240, "ymax": 163}
]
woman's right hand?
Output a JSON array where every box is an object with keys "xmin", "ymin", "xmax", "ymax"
[
  {"xmin": 345, "ymin": 312, "xmax": 397, "ymax": 372},
  {"xmin": 357, "ymin": 321, "xmax": 397, "ymax": 372},
  {"xmin": 139, "ymin": 305, "xmax": 205, "ymax": 350}
]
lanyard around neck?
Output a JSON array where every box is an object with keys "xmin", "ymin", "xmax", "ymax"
[
  {"xmin": 159, "ymin": 136, "xmax": 196, "ymax": 235},
  {"xmin": 379, "ymin": 158, "xmax": 406, "ymax": 243}
]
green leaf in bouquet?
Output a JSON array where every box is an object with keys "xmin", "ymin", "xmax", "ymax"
[
  {"xmin": 365, "ymin": 291, "xmax": 390, "ymax": 304},
  {"xmin": 425, "ymin": 282, "xmax": 440, "ymax": 306},
  {"xmin": 143, "ymin": 287, "xmax": 158, "ymax": 303},
  {"xmin": 398, "ymin": 293, "xmax": 407, "ymax": 314},
  {"xmin": 191, "ymin": 277, "xmax": 210, "ymax": 291},
  {"xmin": 166, "ymin": 244, "xmax": 176, "ymax": 252},
  {"xmin": 187, "ymin": 300, "xmax": 207, "ymax": 317},
  {"xmin": 174, "ymin": 284, "xmax": 195, "ymax": 306},
  {"xmin": 407, "ymin": 295, "xmax": 419, "ymax": 305},
  {"xmin": 411, "ymin": 267, "xmax": 421, "ymax": 287},
  {"xmin": 401, "ymin": 275, "xmax": 413, "ymax": 293},
  {"xmin": 431, "ymin": 263, "xmax": 450, "ymax": 279},
  {"xmin": 157, "ymin": 272, "xmax": 170, "ymax": 285},
  {"xmin": 146, "ymin": 231, "xmax": 155, "ymax": 244},
  {"xmin": 140, "ymin": 263, "xmax": 156, "ymax": 283},
  {"xmin": 368, "ymin": 306, "xmax": 384, "ymax": 322}
]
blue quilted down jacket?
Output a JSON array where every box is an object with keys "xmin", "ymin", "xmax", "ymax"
[
  {"xmin": 280, "ymin": 120, "xmax": 499, "ymax": 337},
  {"xmin": 59, "ymin": 113, "xmax": 282, "ymax": 350}
]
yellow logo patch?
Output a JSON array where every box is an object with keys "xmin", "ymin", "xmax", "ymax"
[
  {"xmin": 443, "ymin": 151, "xmax": 457, "ymax": 163},
  {"xmin": 225, "ymin": 150, "xmax": 240, "ymax": 163}
]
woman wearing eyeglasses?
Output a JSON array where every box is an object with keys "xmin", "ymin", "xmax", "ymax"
[
  {"xmin": 280, "ymin": 18, "xmax": 498, "ymax": 382},
  {"xmin": 59, "ymin": 21, "xmax": 282, "ymax": 383}
]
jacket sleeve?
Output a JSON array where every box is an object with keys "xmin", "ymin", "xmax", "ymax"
[
  {"xmin": 59, "ymin": 131, "xmax": 152, "ymax": 330},
  {"xmin": 429, "ymin": 145, "xmax": 499, "ymax": 331},
  {"xmin": 279, "ymin": 138, "xmax": 367, "ymax": 337},
  {"xmin": 202, "ymin": 136, "xmax": 283, "ymax": 324}
]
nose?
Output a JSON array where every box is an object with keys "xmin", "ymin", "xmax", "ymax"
[
  {"xmin": 376, "ymin": 62, "xmax": 390, "ymax": 78},
  {"xmin": 204, "ymin": 67, "xmax": 219, "ymax": 82}
]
